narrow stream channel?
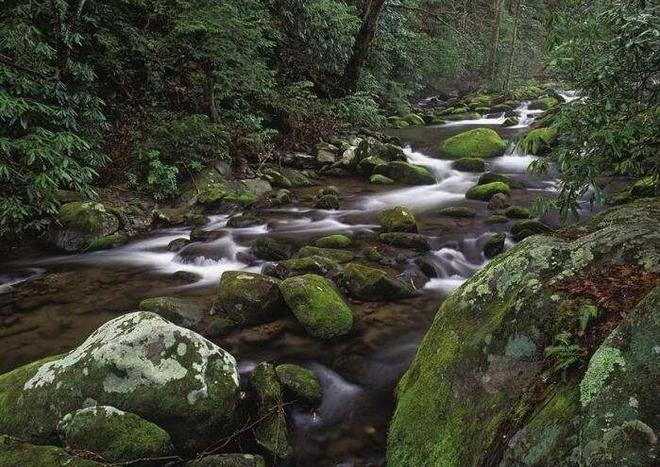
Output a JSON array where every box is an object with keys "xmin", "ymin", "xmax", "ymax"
[{"xmin": 0, "ymin": 94, "xmax": 583, "ymax": 465}]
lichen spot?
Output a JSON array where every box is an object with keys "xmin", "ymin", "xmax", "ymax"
[{"xmin": 177, "ymin": 343, "xmax": 187, "ymax": 356}]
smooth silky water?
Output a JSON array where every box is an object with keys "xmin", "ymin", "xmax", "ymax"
[{"xmin": 0, "ymin": 103, "xmax": 578, "ymax": 465}]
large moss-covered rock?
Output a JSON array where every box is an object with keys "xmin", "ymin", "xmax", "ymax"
[
  {"xmin": 194, "ymin": 171, "xmax": 271, "ymax": 211},
  {"xmin": 387, "ymin": 199, "xmax": 660, "ymax": 467},
  {"xmin": 49, "ymin": 202, "xmax": 121, "ymax": 252},
  {"xmin": 528, "ymin": 96, "xmax": 559, "ymax": 110},
  {"xmin": 250, "ymin": 362, "xmax": 290, "ymax": 459},
  {"xmin": 138, "ymin": 296, "xmax": 207, "ymax": 329},
  {"xmin": 521, "ymin": 127, "xmax": 558, "ymax": 155},
  {"xmin": 483, "ymin": 232, "xmax": 506, "ymax": 258},
  {"xmin": 0, "ymin": 312, "xmax": 240, "ymax": 453},
  {"xmin": 279, "ymin": 274, "xmax": 353, "ymax": 339},
  {"xmin": 440, "ymin": 128, "xmax": 507, "ymax": 159},
  {"xmin": 57, "ymin": 405, "xmax": 172, "ymax": 462},
  {"xmin": 0, "ymin": 435, "xmax": 101, "ymax": 466},
  {"xmin": 295, "ymin": 245, "xmax": 353, "ymax": 263},
  {"xmin": 216, "ymin": 272, "xmax": 285, "ymax": 325},
  {"xmin": 336, "ymin": 262, "xmax": 415, "ymax": 301},
  {"xmin": 313, "ymin": 234, "xmax": 351, "ymax": 249},
  {"xmin": 275, "ymin": 364, "xmax": 323, "ymax": 404},
  {"xmin": 385, "ymin": 161, "xmax": 435, "ymax": 185},
  {"xmin": 188, "ymin": 454, "xmax": 266, "ymax": 467},
  {"xmin": 403, "ymin": 113, "xmax": 425, "ymax": 126},
  {"xmin": 465, "ymin": 181, "xmax": 510, "ymax": 201},
  {"xmin": 380, "ymin": 206, "xmax": 418, "ymax": 233},
  {"xmin": 357, "ymin": 156, "xmax": 388, "ymax": 176},
  {"xmin": 263, "ymin": 255, "xmax": 339, "ymax": 279}
]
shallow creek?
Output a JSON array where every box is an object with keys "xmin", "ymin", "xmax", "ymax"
[{"xmin": 0, "ymin": 98, "xmax": 585, "ymax": 465}]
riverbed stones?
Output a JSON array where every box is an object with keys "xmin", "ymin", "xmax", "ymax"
[
  {"xmin": 439, "ymin": 128, "xmax": 507, "ymax": 159},
  {"xmin": 279, "ymin": 274, "xmax": 353, "ymax": 339},
  {"xmin": 313, "ymin": 234, "xmax": 351, "ymax": 249},
  {"xmin": 451, "ymin": 158, "xmax": 485, "ymax": 172},
  {"xmin": 379, "ymin": 233, "xmax": 430, "ymax": 252},
  {"xmin": 483, "ymin": 233, "xmax": 506, "ymax": 258},
  {"xmin": 49, "ymin": 201, "xmax": 122, "ymax": 252},
  {"xmin": 465, "ymin": 181, "xmax": 510, "ymax": 201},
  {"xmin": 216, "ymin": 272, "xmax": 285, "ymax": 326},
  {"xmin": 0, "ymin": 312, "xmax": 240, "ymax": 453},
  {"xmin": 503, "ymin": 116, "xmax": 519, "ymax": 126},
  {"xmin": 336, "ymin": 262, "xmax": 415, "ymax": 301},
  {"xmin": 484, "ymin": 214, "xmax": 510, "ymax": 224},
  {"xmin": 528, "ymin": 96, "xmax": 559, "ymax": 110},
  {"xmin": 385, "ymin": 161, "xmax": 435, "ymax": 185},
  {"xmin": 314, "ymin": 142, "xmax": 339, "ymax": 164},
  {"xmin": 275, "ymin": 364, "xmax": 323, "ymax": 404},
  {"xmin": 227, "ymin": 213, "xmax": 265, "ymax": 228},
  {"xmin": 138, "ymin": 296, "xmax": 207, "ymax": 329},
  {"xmin": 380, "ymin": 206, "xmax": 418, "ymax": 233},
  {"xmin": 57, "ymin": 405, "xmax": 173, "ymax": 462}
]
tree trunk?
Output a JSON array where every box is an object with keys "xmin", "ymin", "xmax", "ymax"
[
  {"xmin": 338, "ymin": 0, "xmax": 387, "ymax": 95},
  {"xmin": 486, "ymin": 0, "xmax": 503, "ymax": 85},
  {"xmin": 505, "ymin": 0, "xmax": 522, "ymax": 91}
]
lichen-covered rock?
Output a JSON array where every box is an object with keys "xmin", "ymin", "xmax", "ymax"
[
  {"xmin": 313, "ymin": 234, "xmax": 352, "ymax": 249},
  {"xmin": 511, "ymin": 219, "xmax": 553, "ymax": 242},
  {"xmin": 295, "ymin": 245, "xmax": 353, "ymax": 263},
  {"xmin": 466, "ymin": 181, "xmax": 510, "ymax": 201},
  {"xmin": 379, "ymin": 233, "xmax": 430, "ymax": 252},
  {"xmin": 0, "ymin": 312, "xmax": 240, "ymax": 453},
  {"xmin": 263, "ymin": 256, "xmax": 339, "ymax": 279},
  {"xmin": 385, "ymin": 161, "xmax": 435, "ymax": 185},
  {"xmin": 387, "ymin": 199, "xmax": 660, "ymax": 467},
  {"xmin": 215, "ymin": 272, "xmax": 285, "ymax": 326},
  {"xmin": 369, "ymin": 174, "xmax": 395, "ymax": 185},
  {"xmin": 252, "ymin": 237, "xmax": 292, "ymax": 261},
  {"xmin": 521, "ymin": 127, "xmax": 558, "ymax": 155},
  {"xmin": 483, "ymin": 232, "xmax": 506, "ymax": 258},
  {"xmin": 138, "ymin": 296, "xmax": 207, "ymax": 329},
  {"xmin": 0, "ymin": 434, "xmax": 101, "ymax": 466},
  {"xmin": 437, "ymin": 206, "xmax": 477, "ymax": 218},
  {"xmin": 188, "ymin": 454, "xmax": 266, "ymax": 467},
  {"xmin": 250, "ymin": 363, "xmax": 290, "ymax": 459},
  {"xmin": 380, "ymin": 206, "xmax": 418, "ymax": 233},
  {"xmin": 57, "ymin": 405, "xmax": 172, "ymax": 462},
  {"xmin": 439, "ymin": 128, "xmax": 507, "ymax": 159},
  {"xmin": 275, "ymin": 364, "xmax": 323, "ymax": 404},
  {"xmin": 452, "ymin": 158, "xmax": 485, "ymax": 172},
  {"xmin": 49, "ymin": 202, "xmax": 121, "ymax": 252},
  {"xmin": 337, "ymin": 262, "xmax": 416, "ymax": 301},
  {"xmin": 279, "ymin": 274, "xmax": 353, "ymax": 339}
]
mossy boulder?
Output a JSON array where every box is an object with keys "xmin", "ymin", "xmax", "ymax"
[
  {"xmin": 314, "ymin": 194, "xmax": 340, "ymax": 210},
  {"xmin": 403, "ymin": 113, "xmax": 425, "ymax": 126},
  {"xmin": 483, "ymin": 232, "xmax": 506, "ymax": 258},
  {"xmin": 437, "ymin": 207, "xmax": 477, "ymax": 218},
  {"xmin": 261, "ymin": 168, "xmax": 292, "ymax": 189},
  {"xmin": 250, "ymin": 362, "xmax": 290, "ymax": 459},
  {"xmin": 295, "ymin": 245, "xmax": 353, "ymax": 263},
  {"xmin": 387, "ymin": 116, "xmax": 410, "ymax": 129},
  {"xmin": 478, "ymin": 172, "xmax": 521, "ymax": 188},
  {"xmin": 452, "ymin": 158, "xmax": 485, "ymax": 172},
  {"xmin": 215, "ymin": 272, "xmax": 285, "ymax": 326},
  {"xmin": 521, "ymin": 127, "xmax": 558, "ymax": 155},
  {"xmin": 194, "ymin": 171, "xmax": 271, "ymax": 211},
  {"xmin": 263, "ymin": 255, "xmax": 339, "ymax": 279},
  {"xmin": 387, "ymin": 199, "xmax": 660, "ymax": 467},
  {"xmin": 385, "ymin": 161, "xmax": 435, "ymax": 185},
  {"xmin": 49, "ymin": 202, "xmax": 121, "ymax": 252},
  {"xmin": 275, "ymin": 364, "xmax": 323, "ymax": 404},
  {"xmin": 630, "ymin": 176, "xmax": 657, "ymax": 199},
  {"xmin": 252, "ymin": 237, "xmax": 292, "ymax": 261},
  {"xmin": 279, "ymin": 274, "xmax": 353, "ymax": 339},
  {"xmin": 357, "ymin": 156, "xmax": 388, "ymax": 176},
  {"xmin": 439, "ymin": 128, "xmax": 507, "ymax": 159},
  {"xmin": 188, "ymin": 454, "xmax": 266, "ymax": 467},
  {"xmin": 510, "ymin": 219, "xmax": 553, "ymax": 242},
  {"xmin": 138, "ymin": 296, "xmax": 207, "ymax": 329},
  {"xmin": 0, "ymin": 312, "xmax": 240, "ymax": 453},
  {"xmin": 487, "ymin": 192, "xmax": 511, "ymax": 211},
  {"xmin": 528, "ymin": 96, "xmax": 559, "ymax": 110},
  {"xmin": 85, "ymin": 232, "xmax": 128, "ymax": 251},
  {"xmin": 57, "ymin": 406, "xmax": 172, "ymax": 462},
  {"xmin": 369, "ymin": 174, "xmax": 395, "ymax": 185},
  {"xmin": 465, "ymin": 181, "xmax": 510, "ymax": 201},
  {"xmin": 378, "ymin": 143, "xmax": 407, "ymax": 162},
  {"xmin": 0, "ymin": 435, "xmax": 101, "ymax": 466},
  {"xmin": 313, "ymin": 234, "xmax": 351, "ymax": 249},
  {"xmin": 227, "ymin": 213, "xmax": 265, "ymax": 228},
  {"xmin": 337, "ymin": 262, "xmax": 415, "ymax": 301},
  {"xmin": 505, "ymin": 206, "xmax": 531, "ymax": 219},
  {"xmin": 379, "ymin": 233, "xmax": 430, "ymax": 252},
  {"xmin": 484, "ymin": 214, "xmax": 510, "ymax": 224},
  {"xmin": 380, "ymin": 206, "xmax": 418, "ymax": 233},
  {"xmin": 443, "ymin": 112, "xmax": 481, "ymax": 121},
  {"xmin": 278, "ymin": 168, "xmax": 314, "ymax": 187}
]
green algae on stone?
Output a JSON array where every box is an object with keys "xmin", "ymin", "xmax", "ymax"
[
  {"xmin": 275, "ymin": 364, "xmax": 323, "ymax": 403},
  {"xmin": 369, "ymin": 174, "xmax": 395, "ymax": 185},
  {"xmin": 437, "ymin": 206, "xmax": 477, "ymax": 218},
  {"xmin": 216, "ymin": 272, "xmax": 285, "ymax": 325},
  {"xmin": 0, "ymin": 312, "xmax": 239, "ymax": 453},
  {"xmin": 385, "ymin": 161, "xmax": 435, "ymax": 185},
  {"xmin": 279, "ymin": 274, "xmax": 353, "ymax": 339},
  {"xmin": 466, "ymin": 181, "xmax": 510, "ymax": 201},
  {"xmin": 0, "ymin": 434, "xmax": 101, "ymax": 467},
  {"xmin": 313, "ymin": 234, "xmax": 352, "ymax": 249},
  {"xmin": 251, "ymin": 362, "xmax": 290, "ymax": 459},
  {"xmin": 57, "ymin": 405, "xmax": 172, "ymax": 462},
  {"xmin": 521, "ymin": 127, "xmax": 558, "ymax": 155},
  {"xmin": 439, "ymin": 128, "xmax": 507, "ymax": 159},
  {"xmin": 263, "ymin": 255, "xmax": 339, "ymax": 279},
  {"xmin": 452, "ymin": 158, "xmax": 485, "ymax": 172},
  {"xmin": 295, "ymin": 245, "xmax": 353, "ymax": 263},
  {"xmin": 336, "ymin": 262, "xmax": 415, "ymax": 301},
  {"xmin": 379, "ymin": 206, "xmax": 418, "ymax": 233},
  {"xmin": 379, "ymin": 232, "xmax": 430, "ymax": 252}
]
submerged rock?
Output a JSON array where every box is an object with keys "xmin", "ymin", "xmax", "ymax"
[
  {"xmin": 49, "ymin": 201, "xmax": 122, "ymax": 252},
  {"xmin": 279, "ymin": 274, "xmax": 353, "ymax": 339},
  {"xmin": 380, "ymin": 206, "xmax": 418, "ymax": 233},
  {"xmin": 57, "ymin": 405, "xmax": 172, "ymax": 462},
  {"xmin": 505, "ymin": 206, "xmax": 531, "ymax": 219},
  {"xmin": 487, "ymin": 192, "xmax": 511, "ymax": 211},
  {"xmin": 216, "ymin": 272, "xmax": 285, "ymax": 326},
  {"xmin": 314, "ymin": 194, "xmax": 340, "ymax": 210},
  {"xmin": 336, "ymin": 262, "xmax": 415, "ymax": 301},
  {"xmin": 0, "ymin": 312, "xmax": 240, "ymax": 453},
  {"xmin": 275, "ymin": 364, "xmax": 323, "ymax": 404},
  {"xmin": 226, "ymin": 213, "xmax": 265, "ymax": 228},
  {"xmin": 439, "ymin": 128, "xmax": 507, "ymax": 159}
]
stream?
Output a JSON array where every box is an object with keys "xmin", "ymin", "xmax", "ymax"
[{"xmin": 0, "ymin": 95, "xmax": 582, "ymax": 465}]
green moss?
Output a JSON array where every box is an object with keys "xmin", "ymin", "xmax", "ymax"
[
  {"xmin": 369, "ymin": 174, "xmax": 394, "ymax": 185},
  {"xmin": 451, "ymin": 158, "xmax": 485, "ymax": 172},
  {"xmin": 385, "ymin": 161, "xmax": 435, "ymax": 185},
  {"xmin": 0, "ymin": 434, "xmax": 101, "ymax": 466},
  {"xmin": 313, "ymin": 234, "xmax": 352, "ymax": 249},
  {"xmin": 250, "ymin": 363, "xmax": 289, "ymax": 459},
  {"xmin": 484, "ymin": 214, "xmax": 510, "ymax": 224},
  {"xmin": 388, "ymin": 116, "xmax": 410, "ymax": 129},
  {"xmin": 521, "ymin": 127, "xmax": 558, "ymax": 155},
  {"xmin": 279, "ymin": 274, "xmax": 353, "ymax": 339},
  {"xmin": 275, "ymin": 364, "xmax": 323, "ymax": 403},
  {"xmin": 216, "ymin": 272, "xmax": 285, "ymax": 325},
  {"xmin": 379, "ymin": 206, "xmax": 418, "ymax": 233},
  {"xmin": 503, "ymin": 116, "xmax": 519, "ymax": 126},
  {"xmin": 580, "ymin": 346, "xmax": 626, "ymax": 407},
  {"xmin": 379, "ymin": 232, "xmax": 430, "ymax": 251},
  {"xmin": 484, "ymin": 232, "xmax": 506, "ymax": 258},
  {"xmin": 443, "ymin": 112, "xmax": 481, "ymax": 121},
  {"xmin": 478, "ymin": 172, "xmax": 520, "ymax": 188},
  {"xmin": 505, "ymin": 206, "xmax": 531, "ymax": 219},
  {"xmin": 465, "ymin": 181, "xmax": 510, "ymax": 201},
  {"xmin": 439, "ymin": 128, "xmax": 507, "ymax": 159},
  {"xmin": 296, "ymin": 245, "xmax": 353, "ymax": 263},
  {"xmin": 58, "ymin": 202, "xmax": 112, "ymax": 233},
  {"xmin": 336, "ymin": 262, "xmax": 415, "ymax": 300},
  {"xmin": 511, "ymin": 219, "xmax": 553, "ymax": 242},
  {"xmin": 358, "ymin": 156, "xmax": 388, "ymax": 176},
  {"xmin": 529, "ymin": 97, "xmax": 559, "ymax": 110},
  {"xmin": 263, "ymin": 255, "xmax": 339, "ymax": 279},
  {"xmin": 437, "ymin": 207, "xmax": 477, "ymax": 218},
  {"xmin": 403, "ymin": 113, "xmax": 425, "ymax": 126},
  {"xmin": 197, "ymin": 181, "xmax": 229, "ymax": 205},
  {"xmin": 85, "ymin": 232, "xmax": 128, "ymax": 251},
  {"xmin": 58, "ymin": 406, "xmax": 172, "ymax": 462}
]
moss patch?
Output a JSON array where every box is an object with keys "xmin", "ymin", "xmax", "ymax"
[
  {"xmin": 465, "ymin": 181, "xmax": 510, "ymax": 201},
  {"xmin": 440, "ymin": 128, "xmax": 507, "ymax": 159}
]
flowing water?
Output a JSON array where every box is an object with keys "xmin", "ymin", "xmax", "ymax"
[{"xmin": 0, "ymin": 102, "xmax": 585, "ymax": 465}]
